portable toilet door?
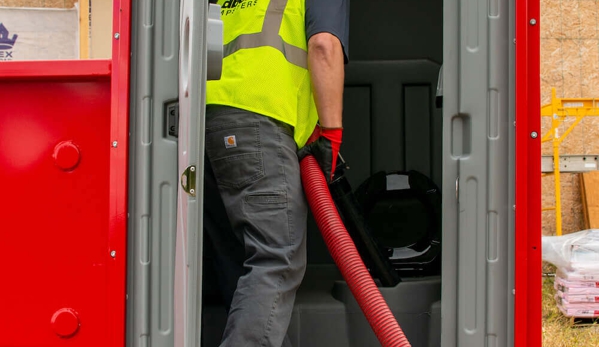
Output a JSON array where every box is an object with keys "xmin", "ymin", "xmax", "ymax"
[
  {"xmin": 444, "ymin": 0, "xmax": 542, "ymax": 345},
  {"xmin": 441, "ymin": 0, "xmax": 541, "ymax": 345},
  {"xmin": 126, "ymin": 0, "xmax": 223, "ymax": 346}
]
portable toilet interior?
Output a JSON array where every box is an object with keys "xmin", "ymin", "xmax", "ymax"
[
  {"xmin": 126, "ymin": 0, "xmax": 516, "ymax": 346},
  {"xmin": 201, "ymin": 0, "xmax": 444, "ymax": 345},
  {"xmin": 202, "ymin": 0, "xmax": 445, "ymax": 344}
]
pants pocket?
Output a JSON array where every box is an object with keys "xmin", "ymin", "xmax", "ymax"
[
  {"xmin": 244, "ymin": 191, "xmax": 292, "ymax": 246},
  {"xmin": 205, "ymin": 121, "xmax": 265, "ymax": 189}
]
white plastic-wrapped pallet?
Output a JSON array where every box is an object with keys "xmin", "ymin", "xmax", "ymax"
[{"xmin": 543, "ymin": 229, "xmax": 599, "ymax": 318}]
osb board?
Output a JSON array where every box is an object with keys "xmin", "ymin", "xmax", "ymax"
[
  {"xmin": 0, "ymin": 0, "xmax": 77, "ymax": 8},
  {"xmin": 89, "ymin": 0, "xmax": 112, "ymax": 59},
  {"xmin": 542, "ymin": 173, "xmax": 585, "ymax": 235},
  {"xmin": 0, "ymin": 7, "xmax": 79, "ymax": 61},
  {"xmin": 579, "ymin": 171, "xmax": 599, "ymax": 229},
  {"xmin": 540, "ymin": 0, "xmax": 599, "ymax": 235}
]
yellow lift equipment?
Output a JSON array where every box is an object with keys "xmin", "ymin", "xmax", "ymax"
[{"xmin": 542, "ymin": 88, "xmax": 599, "ymax": 236}]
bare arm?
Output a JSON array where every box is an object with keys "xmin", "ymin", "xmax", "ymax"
[{"xmin": 307, "ymin": 32, "xmax": 345, "ymax": 129}]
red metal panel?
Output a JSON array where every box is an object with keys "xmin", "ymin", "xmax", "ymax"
[
  {"xmin": 108, "ymin": 1, "xmax": 131, "ymax": 346},
  {"xmin": 515, "ymin": 0, "xmax": 541, "ymax": 345},
  {"xmin": 0, "ymin": 60, "xmax": 111, "ymax": 80},
  {"xmin": 0, "ymin": 75, "xmax": 112, "ymax": 346},
  {"xmin": 0, "ymin": 0, "xmax": 131, "ymax": 345}
]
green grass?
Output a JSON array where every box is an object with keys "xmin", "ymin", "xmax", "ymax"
[{"xmin": 542, "ymin": 263, "xmax": 599, "ymax": 347}]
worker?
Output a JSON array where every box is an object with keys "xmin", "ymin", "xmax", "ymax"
[{"xmin": 203, "ymin": 0, "xmax": 349, "ymax": 346}]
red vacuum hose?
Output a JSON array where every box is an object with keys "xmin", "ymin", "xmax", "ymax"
[{"xmin": 300, "ymin": 154, "xmax": 412, "ymax": 347}]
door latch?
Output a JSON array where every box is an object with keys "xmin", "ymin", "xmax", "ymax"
[
  {"xmin": 455, "ymin": 176, "xmax": 459, "ymax": 201},
  {"xmin": 166, "ymin": 101, "xmax": 179, "ymax": 138}
]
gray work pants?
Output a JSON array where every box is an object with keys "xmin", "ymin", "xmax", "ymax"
[{"xmin": 203, "ymin": 106, "xmax": 308, "ymax": 347}]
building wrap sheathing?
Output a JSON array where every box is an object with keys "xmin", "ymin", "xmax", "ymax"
[
  {"xmin": 0, "ymin": 5, "xmax": 79, "ymax": 61},
  {"xmin": 541, "ymin": 0, "xmax": 599, "ymax": 236}
]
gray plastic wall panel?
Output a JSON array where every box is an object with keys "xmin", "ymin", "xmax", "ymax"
[
  {"xmin": 405, "ymin": 86, "xmax": 433, "ymax": 176},
  {"xmin": 348, "ymin": 0, "xmax": 443, "ymax": 63},
  {"xmin": 428, "ymin": 301, "xmax": 442, "ymax": 347},
  {"xmin": 307, "ymin": 60, "xmax": 443, "ymax": 265},
  {"xmin": 442, "ymin": 0, "xmax": 513, "ymax": 345},
  {"xmin": 127, "ymin": 1, "xmax": 180, "ymax": 347},
  {"xmin": 341, "ymin": 60, "xmax": 443, "ymax": 189},
  {"xmin": 441, "ymin": 0, "xmax": 460, "ymax": 342}
]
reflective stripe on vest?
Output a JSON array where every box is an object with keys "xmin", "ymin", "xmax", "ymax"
[{"xmin": 222, "ymin": 0, "xmax": 308, "ymax": 69}]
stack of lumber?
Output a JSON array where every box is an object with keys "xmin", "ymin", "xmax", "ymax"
[{"xmin": 579, "ymin": 171, "xmax": 599, "ymax": 229}]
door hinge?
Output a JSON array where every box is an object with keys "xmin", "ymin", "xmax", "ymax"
[{"xmin": 181, "ymin": 165, "xmax": 196, "ymax": 197}]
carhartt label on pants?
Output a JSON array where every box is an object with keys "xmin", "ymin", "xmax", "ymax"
[{"xmin": 224, "ymin": 135, "xmax": 237, "ymax": 148}]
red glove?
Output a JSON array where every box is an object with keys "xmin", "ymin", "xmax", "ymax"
[{"xmin": 298, "ymin": 125, "xmax": 343, "ymax": 183}]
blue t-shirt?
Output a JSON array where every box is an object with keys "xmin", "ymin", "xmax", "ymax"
[
  {"xmin": 209, "ymin": 0, "xmax": 350, "ymax": 62},
  {"xmin": 305, "ymin": 0, "xmax": 350, "ymax": 63}
]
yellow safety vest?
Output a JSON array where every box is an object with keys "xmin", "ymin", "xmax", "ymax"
[{"xmin": 207, "ymin": 0, "xmax": 318, "ymax": 148}]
